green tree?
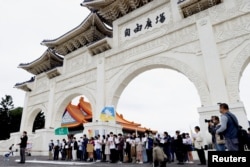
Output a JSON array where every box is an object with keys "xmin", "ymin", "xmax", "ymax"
[
  {"xmin": 9, "ymin": 107, "xmax": 23, "ymax": 133},
  {"xmin": 32, "ymin": 111, "xmax": 45, "ymax": 132},
  {"xmin": 0, "ymin": 95, "xmax": 14, "ymax": 140},
  {"xmin": 0, "ymin": 95, "xmax": 14, "ymax": 113}
]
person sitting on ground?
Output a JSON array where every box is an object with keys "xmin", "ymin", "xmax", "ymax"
[{"xmin": 153, "ymin": 141, "xmax": 167, "ymax": 167}]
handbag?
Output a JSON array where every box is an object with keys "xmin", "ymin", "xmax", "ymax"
[{"xmin": 123, "ymin": 153, "xmax": 129, "ymax": 162}]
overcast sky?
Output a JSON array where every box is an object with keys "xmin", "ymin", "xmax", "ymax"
[{"xmin": 0, "ymin": 0, "xmax": 249, "ymax": 135}]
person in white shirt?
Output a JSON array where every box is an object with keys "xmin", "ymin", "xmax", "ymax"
[
  {"xmin": 185, "ymin": 133, "xmax": 194, "ymax": 164},
  {"xmin": 135, "ymin": 135, "xmax": 143, "ymax": 164},
  {"xmin": 108, "ymin": 132, "xmax": 116, "ymax": 163},
  {"xmin": 104, "ymin": 134, "xmax": 111, "ymax": 162},
  {"xmin": 193, "ymin": 126, "xmax": 206, "ymax": 165},
  {"xmin": 94, "ymin": 135, "xmax": 102, "ymax": 162}
]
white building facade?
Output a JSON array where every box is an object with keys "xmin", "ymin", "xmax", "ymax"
[{"xmin": 1, "ymin": 0, "xmax": 250, "ymax": 155}]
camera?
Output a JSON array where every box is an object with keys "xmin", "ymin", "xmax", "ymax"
[{"xmin": 204, "ymin": 119, "xmax": 212, "ymax": 123}]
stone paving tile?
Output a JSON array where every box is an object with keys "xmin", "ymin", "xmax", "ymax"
[{"xmin": 1, "ymin": 156, "xmax": 206, "ymax": 167}]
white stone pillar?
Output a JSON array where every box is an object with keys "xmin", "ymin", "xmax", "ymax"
[
  {"xmin": 19, "ymin": 92, "xmax": 30, "ymax": 133},
  {"xmin": 45, "ymin": 80, "xmax": 56, "ymax": 129},
  {"xmin": 93, "ymin": 56, "xmax": 105, "ymax": 122},
  {"xmin": 170, "ymin": 0, "xmax": 183, "ymax": 22},
  {"xmin": 196, "ymin": 17, "xmax": 229, "ymax": 104}
]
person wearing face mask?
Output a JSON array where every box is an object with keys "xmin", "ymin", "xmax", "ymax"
[
  {"xmin": 125, "ymin": 133, "xmax": 132, "ymax": 162},
  {"xmin": 72, "ymin": 137, "xmax": 78, "ymax": 161},
  {"xmin": 144, "ymin": 131, "xmax": 153, "ymax": 164},
  {"xmin": 94, "ymin": 135, "xmax": 102, "ymax": 162},
  {"xmin": 117, "ymin": 133, "xmax": 124, "ymax": 163}
]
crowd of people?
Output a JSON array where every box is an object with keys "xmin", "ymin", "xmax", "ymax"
[
  {"xmin": 46, "ymin": 103, "xmax": 250, "ymax": 167},
  {"xmin": 47, "ymin": 128, "xmax": 208, "ymax": 166},
  {"xmin": 15, "ymin": 103, "xmax": 250, "ymax": 166}
]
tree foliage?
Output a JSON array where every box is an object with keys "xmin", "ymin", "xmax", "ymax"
[
  {"xmin": 0, "ymin": 95, "xmax": 14, "ymax": 140},
  {"xmin": 32, "ymin": 111, "xmax": 45, "ymax": 132},
  {"xmin": 0, "ymin": 95, "xmax": 14, "ymax": 112},
  {"xmin": 9, "ymin": 107, "xmax": 23, "ymax": 133},
  {"xmin": 0, "ymin": 95, "xmax": 46, "ymax": 140}
]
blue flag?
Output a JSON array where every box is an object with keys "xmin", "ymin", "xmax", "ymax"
[{"xmin": 100, "ymin": 106, "xmax": 115, "ymax": 122}]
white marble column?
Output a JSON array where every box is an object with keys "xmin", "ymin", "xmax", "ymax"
[
  {"xmin": 93, "ymin": 56, "xmax": 105, "ymax": 122},
  {"xmin": 196, "ymin": 17, "xmax": 229, "ymax": 104},
  {"xmin": 45, "ymin": 80, "xmax": 56, "ymax": 129},
  {"xmin": 19, "ymin": 92, "xmax": 31, "ymax": 133}
]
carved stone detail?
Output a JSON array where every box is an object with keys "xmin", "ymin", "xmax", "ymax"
[
  {"xmin": 106, "ymin": 66, "xmax": 125, "ymax": 82},
  {"xmin": 209, "ymin": 0, "xmax": 242, "ymax": 24},
  {"xmin": 214, "ymin": 13, "xmax": 250, "ymax": 43},
  {"xmin": 218, "ymin": 34, "xmax": 250, "ymax": 56},
  {"xmin": 171, "ymin": 41, "xmax": 201, "ymax": 54},
  {"xmin": 107, "ymin": 24, "xmax": 198, "ymax": 70},
  {"xmin": 227, "ymin": 42, "xmax": 250, "ymax": 103},
  {"xmin": 32, "ymin": 77, "xmax": 49, "ymax": 95},
  {"xmin": 27, "ymin": 92, "xmax": 49, "ymax": 107},
  {"xmin": 118, "ymin": 2, "xmax": 171, "ymax": 43},
  {"xmin": 55, "ymin": 69, "xmax": 97, "ymax": 93},
  {"xmin": 107, "ymin": 56, "xmax": 211, "ymax": 106}
]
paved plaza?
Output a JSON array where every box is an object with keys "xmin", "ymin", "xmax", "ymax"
[{"xmin": 1, "ymin": 156, "xmax": 206, "ymax": 167}]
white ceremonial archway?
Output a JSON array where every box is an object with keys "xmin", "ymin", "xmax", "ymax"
[
  {"xmin": 1, "ymin": 0, "xmax": 249, "ymax": 155},
  {"xmin": 107, "ymin": 56, "xmax": 210, "ymax": 108}
]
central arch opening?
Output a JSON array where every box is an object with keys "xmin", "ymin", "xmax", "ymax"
[
  {"xmin": 117, "ymin": 68, "xmax": 201, "ymax": 135},
  {"xmin": 239, "ymin": 64, "xmax": 250, "ymax": 122},
  {"xmin": 61, "ymin": 95, "xmax": 92, "ymax": 134}
]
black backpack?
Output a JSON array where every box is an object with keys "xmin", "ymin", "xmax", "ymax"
[
  {"xmin": 227, "ymin": 113, "xmax": 248, "ymax": 146},
  {"xmin": 238, "ymin": 128, "xmax": 248, "ymax": 146}
]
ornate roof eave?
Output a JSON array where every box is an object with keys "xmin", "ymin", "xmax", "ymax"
[
  {"xmin": 15, "ymin": 84, "xmax": 32, "ymax": 92},
  {"xmin": 61, "ymin": 122, "xmax": 83, "ymax": 128},
  {"xmin": 116, "ymin": 113, "xmax": 141, "ymax": 126},
  {"xmin": 78, "ymin": 97, "xmax": 93, "ymax": 116},
  {"xmin": 14, "ymin": 77, "xmax": 35, "ymax": 92},
  {"xmin": 18, "ymin": 49, "xmax": 63, "ymax": 75},
  {"xmin": 66, "ymin": 104, "xmax": 91, "ymax": 124},
  {"xmin": 41, "ymin": 13, "xmax": 113, "ymax": 56},
  {"xmin": 87, "ymin": 37, "xmax": 112, "ymax": 56},
  {"xmin": 80, "ymin": 0, "xmax": 115, "ymax": 9},
  {"xmin": 121, "ymin": 124, "xmax": 147, "ymax": 132},
  {"xmin": 179, "ymin": 0, "xmax": 222, "ymax": 18},
  {"xmin": 46, "ymin": 67, "xmax": 62, "ymax": 79},
  {"xmin": 80, "ymin": 0, "xmax": 155, "ymax": 26}
]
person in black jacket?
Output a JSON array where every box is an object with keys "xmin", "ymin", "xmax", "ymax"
[
  {"xmin": 247, "ymin": 128, "xmax": 250, "ymax": 150},
  {"xmin": 19, "ymin": 131, "xmax": 28, "ymax": 164},
  {"xmin": 173, "ymin": 130, "xmax": 184, "ymax": 165}
]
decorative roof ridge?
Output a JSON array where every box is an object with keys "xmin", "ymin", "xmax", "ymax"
[
  {"xmin": 14, "ymin": 76, "xmax": 35, "ymax": 87},
  {"xmin": 81, "ymin": 0, "xmax": 155, "ymax": 26},
  {"xmin": 86, "ymin": 36, "xmax": 111, "ymax": 47},
  {"xmin": 116, "ymin": 113, "xmax": 141, "ymax": 126},
  {"xmin": 41, "ymin": 12, "xmax": 113, "ymax": 45},
  {"xmin": 18, "ymin": 49, "xmax": 63, "ymax": 68}
]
